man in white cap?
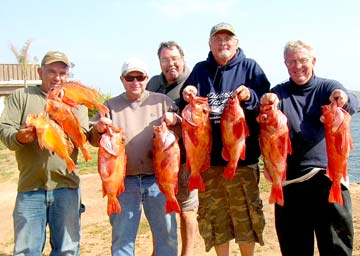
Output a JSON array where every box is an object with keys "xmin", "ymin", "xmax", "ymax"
[
  {"xmin": 0, "ymin": 50, "xmax": 89, "ymax": 255},
  {"xmin": 90, "ymin": 57, "xmax": 179, "ymax": 256}
]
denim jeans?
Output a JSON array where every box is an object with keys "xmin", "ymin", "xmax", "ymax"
[
  {"xmin": 13, "ymin": 188, "xmax": 81, "ymax": 256},
  {"xmin": 110, "ymin": 174, "xmax": 178, "ymax": 256}
]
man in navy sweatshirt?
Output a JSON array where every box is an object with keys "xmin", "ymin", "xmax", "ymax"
[
  {"xmin": 261, "ymin": 40, "xmax": 358, "ymax": 256},
  {"xmin": 180, "ymin": 22, "xmax": 270, "ymax": 256}
]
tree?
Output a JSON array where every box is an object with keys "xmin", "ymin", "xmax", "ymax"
[{"xmin": 10, "ymin": 39, "xmax": 33, "ymax": 87}]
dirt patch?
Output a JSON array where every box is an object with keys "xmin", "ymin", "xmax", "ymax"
[{"xmin": 1, "ymin": 174, "xmax": 359, "ymax": 255}]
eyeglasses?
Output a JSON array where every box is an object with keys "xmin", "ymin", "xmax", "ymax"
[
  {"xmin": 160, "ymin": 56, "xmax": 182, "ymax": 64},
  {"xmin": 285, "ymin": 58, "xmax": 310, "ymax": 68},
  {"xmin": 123, "ymin": 75, "xmax": 147, "ymax": 82},
  {"xmin": 211, "ymin": 36, "xmax": 235, "ymax": 44}
]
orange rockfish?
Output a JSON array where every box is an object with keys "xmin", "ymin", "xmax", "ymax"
[
  {"xmin": 220, "ymin": 96, "xmax": 249, "ymax": 180},
  {"xmin": 153, "ymin": 121, "xmax": 181, "ymax": 213},
  {"xmin": 98, "ymin": 125, "xmax": 127, "ymax": 216},
  {"xmin": 257, "ymin": 98, "xmax": 292, "ymax": 206},
  {"xmin": 47, "ymin": 81, "xmax": 109, "ymax": 117},
  {"xmin": 26, "ymin": 113, "xmax": 76, "ymax": 172},
  {"xmin": 182, "ymin": 94, "xmax": 212, "ymax": 192},
  {"xmin": 46, "ymin": 99, "xmax": 91, "ymax": 162},
  {"xmin": 321, "ymin": 101, "xmax": 353, "ymax": 205}
]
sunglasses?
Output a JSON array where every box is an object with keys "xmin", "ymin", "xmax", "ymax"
[{"xmin": 124, "ymin": 75, "xmax": 147, "ymax": 82}]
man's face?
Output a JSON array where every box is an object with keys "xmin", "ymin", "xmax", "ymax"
[
  {"xmin": 284, "ymin": 47, "xmax": 316, "ymax": 85},
  {"xmin": 209, "ymin": 31, "xmax": 238, "ymax": 64},
  {"xmin": 159, "ymin": 46, "xmax": 185, "ymax": 84},
  {"xmin": 121, "ymin": 71, "xmax": 148, "ymax": 100},
  {"xmin": 38, "ymin": 62, "xmax": 69, "ymax": 93}
]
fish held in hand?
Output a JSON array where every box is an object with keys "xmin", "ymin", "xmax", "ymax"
[
  {"xmin": 98, "ymin": 125, "xmax": 127, "ymax": 216},
  {"xmin": 321, "ymin": 101, "xmax": 353, "ymax": 205},
  {"xmin": 153, "ymin": 121, "xmax": 181, "ymax": 213},
  {"xmin": 46, "ymin": 99, "xmax": 91, "ymax": 162},
  {"xmin": 221, "ymin": 96, "xmax": 249, "ymax": 180},
  {"xmin": 48, "ymin": 81, "xmax": 109, "ymax": 117},
  {"xmin": 257, "ymin": 97, "xmax": 292, "ymax": 206},
  {"xmin": 182, "ymin": 94, "xmax": 212, "ymax": 191},
  {"xmin": 26, "ymin": 113, "xmax": 76, "ymax": 172}
]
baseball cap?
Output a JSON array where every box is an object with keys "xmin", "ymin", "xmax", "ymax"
[
  {"xmin": 41, "ymin": 51, "xmax": 70, "ymax": 67},
  {"xmin": 121, "ymin": 57, "xmax": 148, "ymax": 76},
  {"xmin": 209, "ymin": 22, "xmax": 236, "ymax": 38}
]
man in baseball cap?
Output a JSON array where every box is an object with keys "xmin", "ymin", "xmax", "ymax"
[
  {"xmin": 209, "ymin": 22, "xmax": 236, "ymax": 38},
  {"xmin": 41, "ymin": 51, "xmax": 70, "ymax": 67},
  {"xmin": 121, "ymin": 57, "xmax": 148, "ymax": 76}
]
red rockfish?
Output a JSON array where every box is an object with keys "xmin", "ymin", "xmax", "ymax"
[
  {"xmin": 98, "ymin": 125, "xmax": 127, "ymax": 216},
  {"xmin": 47, "ymin": 81, "xmax": 109, "ymax": 117},
  {"xmin": 46, "ymin": 99, "xmax": 91, "ymax": 162},
  {"xmin": 182, "ymin": 94, "xmax": 212, "ymax": 191},
  {"xmin": 220, "ymin": 96, "xmax": 249, "ymax": 180},
  {"xmin": 321, "ymin": 101, "xmax": 353, "ymax": 205},
  {"xmin": 26, "ymin": 113, "xmax": 76, "ymax": 172},
  {"xmin": 153, "ymin": 121, "xmax": 181, "ymax": 213},
  {"xmin": 257, "ymin": 95, "xmax": 292, "ymax": 206}
]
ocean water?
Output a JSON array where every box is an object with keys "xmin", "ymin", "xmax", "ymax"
[{"xmin": 349, "ymin": 112, "xmax": 360, "ymax": 182}]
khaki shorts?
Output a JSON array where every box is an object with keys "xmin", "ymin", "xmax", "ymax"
[
  {"xmin": 197, "ymin": 166, "xmax": 265, "ymax": 252},
  {"xmin": 176, "ymin": 164, "xmax": 199, "ymax": 212}
]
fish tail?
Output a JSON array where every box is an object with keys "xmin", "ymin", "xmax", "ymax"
[
  {"xmin": 269, "ymin": 184, "xmax": 284, "ymax": 206},
  {"xmin": 81, "ymin": 146, "xmax": 92, "ymax": 162},
  {"xmin": 328, "ymin": 183, "xmax": 344, "ymax": 205},
  {"xmin": 188, "ymin": 173, "xmax": 206, "ymax": 192},
  {"xmin": 223, "ymin": 164, "xmax": 236, "ymax": 180},
  {"xmin": 107, "ymin": 197, "xmax": 121, "ymax": 216},
  {"xmin": 165, "ymin": 199, "xmax": 181, "ymax": 214},
  {"xmin": 66, "ymin": 158, "xmax": 76, "ymax": 173}
]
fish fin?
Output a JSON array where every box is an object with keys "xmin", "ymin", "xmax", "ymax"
[
  {"xmin": 223, "ymin": 164, "xmax": 236, "ymax": 180},
  {"xmin": 80, "ymin": 146, "xmax": 92, "ymax": 162},
  {"xmin": 107, "ymin": 197, "xmax": 121, "ymax": 216},
  {"xmin": 233, "ymin": 121, "xmax": 249, "ymax": 138},
  {"xmin": 240, "ymin": 144, "xmax": 246, "ymax": 160},
  {"xmin": 66, "ymin": 139, "xmax": 74, "ymax": 155},
  {"xmin": 66, "ymin": 158, "xmax": 76, "ymax": 173},
  {"xmin": 188, "ymin": 173, "xmax": 206, "ymax": 192},
  {"xmin": 97, "ymin": 103, "xmax": 110, "ymax": 117},
  {"xmin": 263, "ymin": 167, "xmax": 273, "ymax": 182},
  {"xmin": 328, "ymin": 183, "xmax": 343, "ymax": 205},
  {"xmin": 165, "ymin": 199, "xmax": 181, "ymax": 214},
  {"xmin": 221, "ymin": 147, "xmax": 230, "ymax": 161},
  {"xmin": 62, "ymin": 97, "xmax": 78, "ymax": 108},
  {"xmin": 269, "ymin": 184, "xmax": 284, "ymax": 206}
]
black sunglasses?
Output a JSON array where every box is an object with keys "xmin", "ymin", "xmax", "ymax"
[{"xmin": 124, "ymin": 75, "xmax": 147, "ymax": 82}]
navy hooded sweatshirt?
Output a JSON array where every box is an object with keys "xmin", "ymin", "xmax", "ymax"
[
  {"xmin": 271, "ymin": 75, "xmax": 359, "ymax": 180},
  {"xmin": 179, "ymin": 48, "xmax": 270, "ymax": 166}
]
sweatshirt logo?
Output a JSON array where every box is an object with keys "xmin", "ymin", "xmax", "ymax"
[{"xmin": 207, "ymin": 91, "xmax": 233, "ymax": 121}]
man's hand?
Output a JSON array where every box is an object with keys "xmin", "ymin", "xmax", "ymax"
[
  {"xmin": 182, "ymin": 85, "xmax": 197, "ymax": 103},
  {"xmin": 233, "ymin": 85, "xmax": 250, "ymax": 102},
  {"xmin": 260, "ymin": 93, "xmax": 280, "ymax": 106},
  {"xmin": 330, "ymin": 89, "xmax": 348, "ymax": 107},
  {"xmin": 96, "ymin": 117, "xmax": 112, "ymax": 134},
  {"xmin": 162, "ymin": 112, "xmax": 180, "ymax": 126},
  {"xmin": 16, "ymin": 125, "xmax": 36, "ymax": 144}
]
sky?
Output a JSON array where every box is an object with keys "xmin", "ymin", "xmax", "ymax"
[{"xmin": 0, "ymin": 0, "xmax": 359, "ymax": 96}]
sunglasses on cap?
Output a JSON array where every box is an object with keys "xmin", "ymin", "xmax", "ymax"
[{"xmin": 123, "ymin": 75, "xmax": 147, "ymax": 82}]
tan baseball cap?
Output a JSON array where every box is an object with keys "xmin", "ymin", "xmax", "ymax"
[
  {"xmin": 209, "ymin": 22, "xmax": 236, "ymax": 38},
  {"xmin": 41, "ymin": 51, "xmax": 70, "ymax": 67}
]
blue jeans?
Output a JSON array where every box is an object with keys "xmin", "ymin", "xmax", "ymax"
[
  {"xmin": 110, "ymin": 174, "xmax": 178, "ymax": 256},
  {"xmin": 13, "ymin": 188, "xmax": 81, "ymax": 256}
]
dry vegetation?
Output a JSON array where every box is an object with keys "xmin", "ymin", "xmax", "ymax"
[{"xmin": 0, "ymin": 143, "xmax": 359, "ymax": 256}]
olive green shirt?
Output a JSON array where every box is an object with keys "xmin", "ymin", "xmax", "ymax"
[{"xmin": 0, "ymin": 85, "xmax": 89, "ymax": 192}]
